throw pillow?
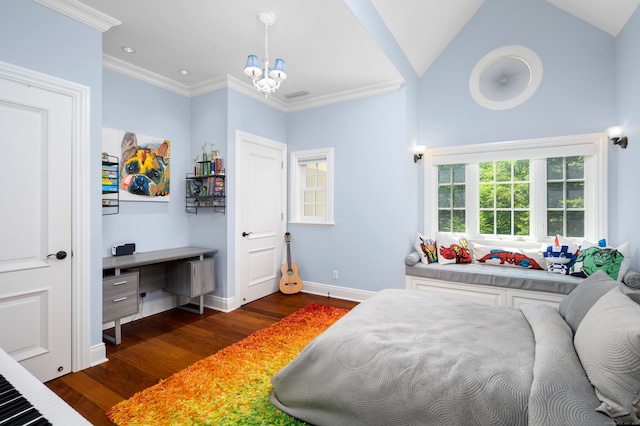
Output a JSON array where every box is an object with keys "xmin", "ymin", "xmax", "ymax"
[
  {"xmin": 473, "ymin": 243, "xmax": 544, "ymax": 269},
  {"xmin": 436, "ymin": 233, "xmax": 471, "ymax": 265},
  {"xmin": 557, "ymin": 270, "xmax": 619, "ymax": 333},
  {"xmin": 574, "ymin": 286, "xmax": 640, "ymax": 424},
  {"xmin": 414, "ymin": 233, "xmax": 438, "ymax": 264},
  {"xmin": 570, "ymin": 240, "xmax": 630, "ymax": 281},
  {"xmin": 404, "ymin": 251, "xmax": 420, "ymax": 266},
  {"xmin": 543, "ymin": 235, "xmax": 580, "ymax": 274},
  {"xmin": 623, "ymin": 270, "xmax": 640, "ymax": 289}
]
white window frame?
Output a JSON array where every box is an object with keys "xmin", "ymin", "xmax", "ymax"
[
  {"xmin": 290, "ymin": 148, "xmax": 334, "ymax": 225},
  {"xmin": 424, "ymin": 133, "xmax": 607, "ymax": 246}
]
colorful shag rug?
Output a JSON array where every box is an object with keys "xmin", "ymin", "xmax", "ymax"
[{"xmin": 106, "ymin": 303, "xmax": 348, "ymax": 425}]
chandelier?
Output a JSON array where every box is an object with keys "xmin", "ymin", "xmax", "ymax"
[{"xmin": 243, "ymin": 12, "xmax": 287, "ymax": 98}]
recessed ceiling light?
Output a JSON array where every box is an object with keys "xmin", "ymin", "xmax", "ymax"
[
  {"xmin": 121, "ymin": 46, "xmax": 136, "ymax": 54},
  {"xmin": 178, "ymin": 69, "xmax": 190, "ymax": 75}
]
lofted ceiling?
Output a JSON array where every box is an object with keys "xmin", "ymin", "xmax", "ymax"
[{"xmin": 37, "ymin": 0, "xmax": 639, "ymax": 112}]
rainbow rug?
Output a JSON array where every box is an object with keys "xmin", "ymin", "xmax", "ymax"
[{"xmin": 106, "ymin": 303, "xmax": 348, "ymax": 425}]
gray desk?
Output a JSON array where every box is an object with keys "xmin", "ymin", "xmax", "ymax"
[{"xmin": 102, "ymin": 247, "xmax": 217, "ymax": 344}]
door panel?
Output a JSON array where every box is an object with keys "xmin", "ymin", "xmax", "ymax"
[
  {"xmin": 0, "ymin": 74, "xmax": 72, "ymax": 382},
  {"xmin": 236, "ymin": 132, "xmax": 286, "ymax": 306}
]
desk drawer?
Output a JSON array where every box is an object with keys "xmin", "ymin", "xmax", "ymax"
[
  {"xmin": 103, "ymin": 290, "xmax": 138, "ymax": 323},
  {"xmin": 103, "ymin": 272, "xmax": 138, "ymax": 300}
]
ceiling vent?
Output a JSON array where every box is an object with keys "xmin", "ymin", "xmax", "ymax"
[{"xmin": 284, "ymin": 91, "xmax": 310, "ymax": 99}]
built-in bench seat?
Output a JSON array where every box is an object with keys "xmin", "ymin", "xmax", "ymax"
[{"xmin": 404, "ymin": 251, "xmax": 640, "ymax": 308}]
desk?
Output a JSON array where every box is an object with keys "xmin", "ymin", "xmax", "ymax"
[{"xmin": 103, "ymin": 247, "xmax": 217, "ymax": 344}]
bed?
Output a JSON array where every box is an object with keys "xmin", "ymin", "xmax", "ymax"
[{"xmin": 271, "ymin": 271, "xmax": 640, "ymax": 425}]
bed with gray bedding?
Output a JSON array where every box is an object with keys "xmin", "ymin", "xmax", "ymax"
[{"xmin": 271, "ymin": 271, "xmax": 640, "ymax": 425}]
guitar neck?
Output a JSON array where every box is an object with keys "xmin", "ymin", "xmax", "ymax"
[{"xmin": 286, "ymin": 241, "xmax": 292, "ymax": 272}]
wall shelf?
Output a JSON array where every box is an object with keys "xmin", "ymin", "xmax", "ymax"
[
  {"xmin": 102, "ymin": 153, "xmax": 119, "ymax": 215},
  {"xmin": 185, "ymin": 172, "xmax": 225, "ymax": 214}
]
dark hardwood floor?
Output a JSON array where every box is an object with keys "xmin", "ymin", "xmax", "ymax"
[{"xmin": 45, "ymin": 292, "xmax": 358, "ymax": 425}]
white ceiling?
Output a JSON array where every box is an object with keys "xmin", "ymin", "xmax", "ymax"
[{"xmin": 37, "ymin": 0, "xmax": 639, "ymax": 111}]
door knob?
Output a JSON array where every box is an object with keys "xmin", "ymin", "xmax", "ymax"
[
  {"xmin": 242, "ymin": 232, "xmax": 253, "ymax": 237},
  {"xmin": 47, "ymin": 251, "xmax": 67, "ymax": 260}
]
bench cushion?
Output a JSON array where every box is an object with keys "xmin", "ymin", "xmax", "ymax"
[{"xmin": 406, "ymin": 261, "xmax": 584, "ymax": 295}]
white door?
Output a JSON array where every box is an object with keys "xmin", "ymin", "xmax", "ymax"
[
  {"xmin": 0, "ymin": 73, "xmax": 73, "ymax": 382},
  {"xmin": 236, "ymin": 131, "xmax": 286, "ymax": 306}
]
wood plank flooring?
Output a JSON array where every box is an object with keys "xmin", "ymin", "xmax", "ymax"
[{"xmin": 45, "ymin": 292, "xmax": 359, "ymax": 425}]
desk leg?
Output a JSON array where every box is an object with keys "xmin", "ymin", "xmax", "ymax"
[
  {"xmin": 103, "ymin": 319, "xmax": 122, "ymax": 345},
  {"xmin": 177, "ymin": 295, "xmax": 205, "ymax": 315}
]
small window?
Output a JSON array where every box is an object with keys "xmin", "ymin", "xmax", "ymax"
[{"xmin": 290, "ymin": 148, "xmax": 334, "ymax": 225}]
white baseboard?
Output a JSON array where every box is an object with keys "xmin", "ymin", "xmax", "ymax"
[
  {"xmin": 301, "ymin": 281, "xmax": 375, "ymax": 302},
  {"xmin": 89, "ymin": 343, "xmax": 107, "ymax": 367},
  {"xmin": 203, "ymin": 294, "xmax": 235, "ymax": 312}
]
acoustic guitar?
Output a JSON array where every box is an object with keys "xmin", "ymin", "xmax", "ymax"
[{"xmin": 280, "ymin": 232, "xmax": 302, "ymax": 294}]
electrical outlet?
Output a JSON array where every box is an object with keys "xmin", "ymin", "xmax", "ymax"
[
  {"xmin": 140, "ymin": 292, "xmax": 146, "ymax": 298},
  {"xmin": 332, "ymin": 270, "xmax": 338, "ymax": 280}
]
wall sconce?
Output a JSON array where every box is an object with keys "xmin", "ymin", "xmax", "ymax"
[
  {"xmin": 607, "ymin": 126, "xmax": 628, "ymax": 149},
  {"xmin": 414, "ymin": 145, "xmax": 426, "ymax": 163}
]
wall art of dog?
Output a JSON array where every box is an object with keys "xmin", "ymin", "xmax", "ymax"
[{"xmin": 102, "ymin": 128, "xmax": 171, "ymax": 202}]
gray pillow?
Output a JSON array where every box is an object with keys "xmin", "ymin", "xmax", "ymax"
[
  {"xmin": 624, "ymin": 270, "xmax": 640, "ymax": 289},
  {"xmin": 558, "ymin": 270, "xmax": 619, "ymax": 333},
  {"xmin": 404, "ymin": 251, "xmax": 420, "ymax": 266},
  {"xmin": 574, "ymin": 287, "xmax": 640, "ymax": 425}
]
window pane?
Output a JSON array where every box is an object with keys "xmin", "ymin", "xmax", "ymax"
[
  {"xmin": 496, "ymin": 210, "xmax": 512, "ymax": 235},
  {"xmin": 304, "ymin": 191, "xmax": 315, "ymax": 203},
  {"xmin": 566, "ymin": 182, "xmax": 584, "ymax": 208},
  {"xmin": 480, "ymin": 162, "xmax": 493, "ymax": 182},
  {"xmin": 513, "ymin": 183, "xmax": 529, "ymax": 208},
  {"xmin": 496, "ymin": 161, "xmax": 511, "ymax": 182},
  {"xmin": 496, "ymin": 184, "xmax": 512, "ymax": 208},
  {"xmin": 438, "ymin": 165, "xmax": 451, "ymax": 184},
  {"xmin": 514, "ymin": 160, "xmax": 529, "ymax": 181},
  {"xmin": 566, "ymin": 156, "xmax": 584, "ymax": 180},
  {"xmin": 547, "ymin": 157, "xmax": 563, "ymax": 180},
  {"xmin": 547, "ymin": 211, "xmax": 563, "ymax": 236},
  {"xmin": 316, "ymin": 190, "xmax": 326, "ymax": 203},
  {"xmin": 480, "ymin": 211, "xmax": 494, "ymax": 234},
  {"xmin": 453, "ymin": 164, "xmax": 465, "ymax": 183},
  {"xmin": 438, "ymin": 210, "xmax": 451, "ymax": 232},
  {"xmin": 317, "ymin": 175, "xmax": 327, "ymax": 186},
  {"xmin": 438, "ymin": 186, "xmax": 451, "ymax": 207},
  {"xmin": 316, "ymin": 204, "xmax": 326, "ymax": 217},
  {"xmin": 514, "ymin": 211, "xmax": 530, "ymax": 236},
  {"xmin": 306, "ymin": 163, "xmax": 317, "ymax": 174},
  {"xmin": 566, "ymin": 211, "xmax": 584, "ymax": 237},
  {"xmin": 304, "ymin": 205, "xmax": 315, "ymax": 216},
  {"xmin": 479, "ymin": 184, "xmax": 494, "ymax": 208},
  {"xmin": 317, "ymin": 162, "xmax": 327, "ymax": 173},
  {"xmin": 306, "ymin": 175, "xmax": 316, "ymax": 187},
  {"xmin": 547, "ymin": 182, "xmax": 564, "ymax": 208},
  {"xmin": 453, "ymin": 211, "xmax": 466, "ymax": 233},
  {"xmin": 453, "ymin": 186, "xmax": 465, "ymax": 208}
]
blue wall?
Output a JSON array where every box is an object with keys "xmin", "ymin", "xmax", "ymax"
[
  {"xmin": 0, "ymin": 0, "xmax": 104, "ymax": 347},
  {"xmin": 287, "ymin": 89, "xmax": 413, "ymax": 292},
  {"xmin": 417, "ymin": 0, "xmax": 640, "ymax": 269},
  {"xmin": 611, "ymin": 7, "xmax": 640, "ymax": 267},
  {"xmin": 419, "ymin": 0, "xmax": 616, "ymax": 147},
  {"xmin": 102, "ymin": 69, "xmax": 192, "ymax": 254}
]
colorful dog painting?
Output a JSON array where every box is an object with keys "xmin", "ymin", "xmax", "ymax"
[{"xmin": 102, "ymin": 128, "xmax": 171, "ymax": 202}]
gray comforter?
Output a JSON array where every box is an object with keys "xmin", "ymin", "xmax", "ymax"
[{"xmin": 270, "ymin": 289, "xmax": 613, "ymax": 426}]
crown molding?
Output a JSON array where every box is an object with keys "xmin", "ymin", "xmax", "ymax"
[
  {"xmin": 284, "ymin": 79, "xmax": 405, "ymax": 112},
  {"xmin": 102, "ymin": 55, "xmax": 191, "ymax": 97},
  {"xmin": 102, "ymin": 55, "xmax": 404, "ymax": 112},
  {"xmin": 33, "ymin": 0, "xmax": 121, "ymax": 32}
]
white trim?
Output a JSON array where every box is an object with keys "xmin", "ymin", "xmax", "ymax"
[
  {"xmin": 33, "ymin": 0, "xmax": 121, "ymax": 32},
  {"xmin": 301, "ymin": 281, "xmax": 376, "ymax": 303},
  {"xmin": 102, "ymin": 55, "xmax": 403, "ymax": 112},
  {"xmin": 469, "ymin": 45, "xmax": 543, "ymax": 110},
  {"xmin": 89, "ymin": 343, "xmax": 107, "ymax": 367},
  {"xmin": 203, "ymin": 294, "xmax": 235, "ymax": 313},
  {"xmin": 290, "ymin": 148, "xmax": 334, "ymax": 225},
  {"xmin": 0, "ymin": 60, "xmax": 92, "ymax": 373},
  {"xmin": 424, "ymin": 133, "xmax": 608, "ymax": 242}
]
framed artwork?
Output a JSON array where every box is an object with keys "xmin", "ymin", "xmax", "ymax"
[{"xmin": 102, "ymin": 127, "xmax": 171, "ymax": 202}]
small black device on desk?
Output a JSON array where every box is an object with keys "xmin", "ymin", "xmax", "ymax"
[{"xmin": 112, "ymin": 243, "xmax": 135, "ymax": 256}]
